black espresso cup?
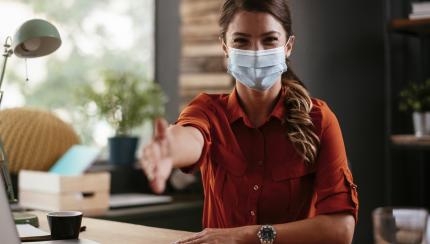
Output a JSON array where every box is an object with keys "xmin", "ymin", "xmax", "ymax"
[{"xmin": 47, "ymin": 211, "xmax": 83, "ymax": 240}]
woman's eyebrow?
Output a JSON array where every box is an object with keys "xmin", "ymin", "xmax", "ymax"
[
  {"xmin": 232, "ymin": 32, "xmax": 252, "ymax": 37},
  {"xmin": 261, "ymin": 31, "xmax": 281, "ymax": 37},
  {"xmin": 232, "ymin": 31, "xmax": 281, "ymax": 37}
]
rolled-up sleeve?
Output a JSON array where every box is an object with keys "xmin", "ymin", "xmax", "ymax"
[
  {"xmin": 175, "ymin": 94, "xmax": 212, "ymax": 174},
  {"xmin": 314, "ymin": 104, "xmax": 359, "ymax": 222}
]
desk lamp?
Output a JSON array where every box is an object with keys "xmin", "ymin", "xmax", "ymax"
[{"xmin": 0, "ymin": 19, "xmax": 61, "ymax": 225}]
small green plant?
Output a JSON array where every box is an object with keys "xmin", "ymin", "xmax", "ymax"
[
  {"xmin": 399, "ymin": 79, "xmax": 430, "ymax": 112},
  {"xmin": 80, "ymin": 70, "xmax": 166, "ymax": 135}
]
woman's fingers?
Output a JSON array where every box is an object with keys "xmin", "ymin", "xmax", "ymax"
[
  {"xmin": 140, "ymin": 118, "xmax": 173, "ymax": 194},
  {"xmin": 141, "ymin": 141, "xmax": 173, "ymax": 194},
  {"xmin": 150, "ymin": 141, "xmax": 162, "ymax": 163},
  {"xmin": 151, "ymin": 158, "xmax": 173, "ymax": 194},
  {"xmin": 141, "ymin": 145, "xmax": 155, "ymax": 181},
  {"xmin": 141, "ymin": 142, "xmax": 160, "ymax": 178}
]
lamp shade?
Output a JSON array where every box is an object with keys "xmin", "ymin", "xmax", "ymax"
[{"xmin": 12, "ymin": 19, "xmax": 61, "ymax": 58}]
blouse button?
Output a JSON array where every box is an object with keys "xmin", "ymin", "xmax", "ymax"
[
  {"xmin": 250, "ymin": 210, "xmax": 255, "ymax": 216},
  {"xmin": 257, "ymin": 160, "xmax": 263, "ymax": 166},
  {"xmin": 253, "ymin": 185, "xmax": 259, "ymax": 191}
]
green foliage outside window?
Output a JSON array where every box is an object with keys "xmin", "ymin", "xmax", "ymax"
[{"xmin": 79, "ymin": 71, "xmax": 166, "ymax": 136}]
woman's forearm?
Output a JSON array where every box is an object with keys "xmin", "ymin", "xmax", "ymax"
[
  {"xmin": 168, "ymin": 125, "xmax": 205, "ymax": 168},
  {"xmin": 239, "ymin": 214, "xmax": 355, "ymax": 244}
]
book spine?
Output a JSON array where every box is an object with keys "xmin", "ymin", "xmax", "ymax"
[
  {"xmin": 412, "ymin": 2, "xmax": 430, "ymax": 13},
  {"xmin": 412, "ymin": 9, "xmax": 430, "ymax": 14},
  {"xmin": 409, "ymin": 13, "xmax": 430, "ymax": 20}
]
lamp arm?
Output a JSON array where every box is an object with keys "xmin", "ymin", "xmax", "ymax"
[
  {"xmin": 0, "ymin": 37, "xmax": 16, "ymax": 203},
  {"xmin": 0, "ymin": 138, "xmax": 16, "ymax": 203},
  {"xmin": 0, "ymin": 36, "xmax": 13, "ymax": 106}
]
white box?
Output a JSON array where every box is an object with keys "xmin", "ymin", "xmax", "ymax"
[{"xmin": 19, "ymin": 170, "xmax": 110, "ymax": 216}]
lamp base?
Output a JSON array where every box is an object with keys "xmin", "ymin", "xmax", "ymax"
[{"xmin": 13, "ymin": 212, "xmax": 39, "ymax": 227}]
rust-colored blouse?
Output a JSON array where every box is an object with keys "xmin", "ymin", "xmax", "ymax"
[{"xmin": 175, "ymin": 87, "xmax": 359, "ymax": 228}]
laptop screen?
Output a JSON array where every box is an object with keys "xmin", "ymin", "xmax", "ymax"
[{"xmin": 0, "ymin": 174, "xmax": 20, "ymax": 244}]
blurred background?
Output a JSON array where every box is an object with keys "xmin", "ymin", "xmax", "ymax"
[{"xmin": 1, "ymin": 0, "xmax": 430, "ymax": 243}]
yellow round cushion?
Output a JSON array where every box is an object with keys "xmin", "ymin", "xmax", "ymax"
[{"xmin": 0, "ymin": 107, "xmax": 80, "ymax": 173}]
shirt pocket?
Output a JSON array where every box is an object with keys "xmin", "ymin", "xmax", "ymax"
[
  {"xmin": 269, "ymin": 158, "xmax": 317, "ymax": 221},
  {"xmin": 211, "ymin": 144, "xmax": 248, "ymax": 208}
]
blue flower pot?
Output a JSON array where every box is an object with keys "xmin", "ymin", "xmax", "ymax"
[{"xmin": 108, "ymin": 136, "xmax": 139, "ymax": 165}]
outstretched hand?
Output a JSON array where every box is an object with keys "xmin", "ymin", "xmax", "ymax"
[{"xmin": 140, "ymin": 118, "xmax": 173, "ymax": 194}]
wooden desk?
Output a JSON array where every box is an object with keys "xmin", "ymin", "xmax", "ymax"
[{"xmin": 31, "ymin": 211, "xmax": 193, "ymax": 244}]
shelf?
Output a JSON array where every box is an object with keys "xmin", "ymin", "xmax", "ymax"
[
  {"xmin": 391, "ymin": 134, "xmax": 430, "ymax": 149},
  {"xmin": 390, "ymin": 18, "xmax": 430, "ymax": 36}
]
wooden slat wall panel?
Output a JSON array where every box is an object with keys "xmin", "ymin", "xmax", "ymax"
[
  {"xmin": 180, "ymin": 0, "xmax": 234, "ymax": 108},
  {"xmin": 181, "ymin": 57, "xmax": 226, "ymax": 73}
]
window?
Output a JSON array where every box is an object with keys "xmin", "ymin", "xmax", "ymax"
[{"xmin": 0, "ymin": 0, "xmax": 154, "ymax": 146}]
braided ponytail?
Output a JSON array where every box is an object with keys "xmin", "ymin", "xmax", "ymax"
[{"xmin": 282, "ymin": 61, "xmax": 320, "ymax": 165}]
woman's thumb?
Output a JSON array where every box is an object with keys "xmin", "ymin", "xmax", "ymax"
[{"xmin": 154, "ymin": 118, "xmax": 169, "ymax": 140}]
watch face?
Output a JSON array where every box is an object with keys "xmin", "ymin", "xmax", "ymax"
[{"xmin": 260, "ymin": 226, "xmax": 275, "ymax": 240}]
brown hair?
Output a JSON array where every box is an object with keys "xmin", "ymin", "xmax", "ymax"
[{"xmin": 219, "ymin": 0, "xmax": 320, "ymax": 165}]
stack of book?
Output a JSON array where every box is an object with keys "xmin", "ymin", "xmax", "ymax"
[{"xmin": 410, "ymin": 2, "xmax": 430, "ymax": 20}]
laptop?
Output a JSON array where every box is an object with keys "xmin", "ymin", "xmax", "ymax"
[{"xmin": 0, "ymin": 174, "xmax": 97, "ymax": 244}]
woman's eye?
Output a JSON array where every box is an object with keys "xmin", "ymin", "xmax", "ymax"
[
  {"xmin": 233, "ymin": 38, "xmax": 248, "ymax": 43},
  {"xmin": 264, "ymin": 37, "xmax": 279, "ymax": 43}
]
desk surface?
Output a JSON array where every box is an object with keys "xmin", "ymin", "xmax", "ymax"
[{"xmin": 31, "ymin": 211, "xmax": 193, "ymax": 244}]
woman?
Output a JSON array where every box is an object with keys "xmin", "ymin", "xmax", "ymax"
[{"xmin": 140, "ymin": 0, "xmax": 358, "ymax": 243}]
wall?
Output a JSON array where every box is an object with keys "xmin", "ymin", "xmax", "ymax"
[
  {"xmin": 155, "ymin": 0, "xmax": 181, "ymax": 123},
  {"xmin": 179, "ymin": 0, "xmax": 232, "ymax": 110}
]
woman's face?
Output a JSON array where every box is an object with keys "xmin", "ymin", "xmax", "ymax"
[{"xmin": 222, "ymin": 11, "xmax": 295, "ymax": 55}]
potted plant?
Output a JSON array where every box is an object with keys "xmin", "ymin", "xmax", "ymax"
[
  {"xmin": 399, "ymin": 79, "xmax": 430, "ymax": 137},
  {"xmin": 80, "ymin": 70, "xmax": 166, "ymax": 165}
]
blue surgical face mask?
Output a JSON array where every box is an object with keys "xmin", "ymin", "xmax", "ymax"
[{"xmin": 227, "ymin": 46, "xmax": 288, "ymax": 91}]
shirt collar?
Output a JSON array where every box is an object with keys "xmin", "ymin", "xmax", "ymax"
[{"xmin": 226, "ymin": 86, "xmax": 286, "ymax": 125}]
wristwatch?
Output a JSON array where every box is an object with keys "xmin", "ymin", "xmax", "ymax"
[{"xmin": 257, "ymin": 225, "xmax": 277, "ymax": 244}]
